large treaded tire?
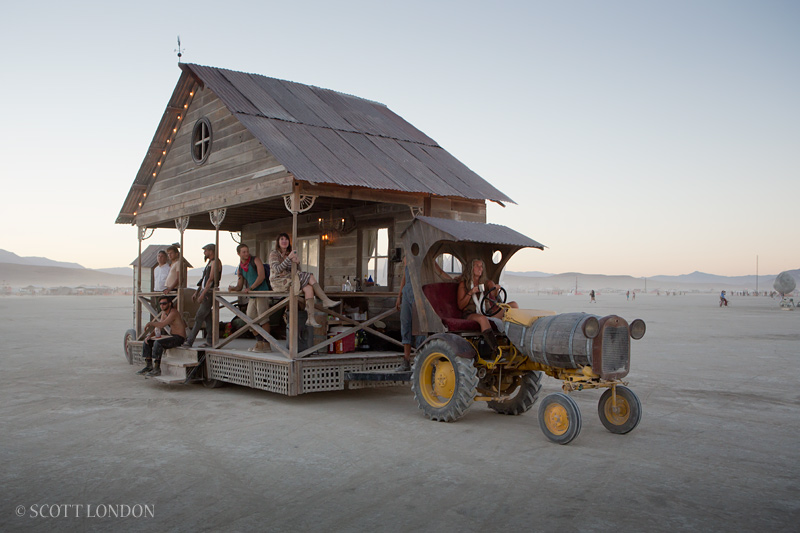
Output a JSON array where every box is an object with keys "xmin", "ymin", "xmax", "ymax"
[
  {"xmin": 412, "ymin": 337, "xmax": 478, "ymax": 422},
  {"xmin": 123, "ymin": 329, "xmax": 137, "ymax": 365},
  {"xmin": 487, "ymin": 371, "xmax": 542, "ymax": 415}
]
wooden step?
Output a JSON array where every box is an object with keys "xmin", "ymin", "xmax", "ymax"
[{"xmin": 151, "ymin": 374, "xmax": 187, "ymax": 384}]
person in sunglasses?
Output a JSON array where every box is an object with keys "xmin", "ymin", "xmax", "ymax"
[{"xmin": 137, "ymin": 295, "xmax": 187, "ymax": 377}]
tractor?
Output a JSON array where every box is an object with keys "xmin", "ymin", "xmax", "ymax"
[{"xmin": 402, "ymin": 216, "xmax": 645, "ymax": 444}]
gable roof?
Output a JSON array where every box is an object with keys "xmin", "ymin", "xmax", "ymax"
[
  {"xmin": 181, "ymin": 64, "xmax": 513, "ymax": 203},
  {"xmin": 118, "ymin": 64, "xmax": 514, "ymax": 225},
  {"xmin": 409, "ymin": 216, "xmax": 546, "ymax": 249}
]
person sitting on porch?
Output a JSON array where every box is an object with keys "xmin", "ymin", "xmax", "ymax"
[
  {"xmin": 162, "ymin": 244, "xmax": 184, "ymax": 294},
  {"xmin": 137, "ymin": 295, "xmax": 187, "ymax": 377},
  {"xmin": 457, "ymin": 259, "xmax": 518, "ymax": 356},
  {"xmin": 268, "ymin": 233, "xmax": 339, "ymax": 328},
  {"xmin": 229, "ymin": 243, "xmax": 272, "ymax": 352},
  {"xmin": 183, "ymin": 243, "xmax": 222, "ymax": 347}
]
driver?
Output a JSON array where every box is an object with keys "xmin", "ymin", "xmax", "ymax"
[{"xmin": 457, "ymin": 259, "xmax": 518, "ymax": 356}]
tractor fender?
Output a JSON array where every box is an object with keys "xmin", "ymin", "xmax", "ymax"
[{"xmin": 416, "ymin": 333, "xmax": 477, "ymax": 359}]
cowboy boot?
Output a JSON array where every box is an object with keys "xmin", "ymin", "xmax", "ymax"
[
  {"xmin": 481, "ymin": 329, "xmax": 499, "ymax": 357},
  {"xmin": 145, "ymin": 362, "xmax": 161, "ymax": 377},
  {"xmin": 136, "ymin": 359, "xmax": 153, "ymax": 375},
  {"xmin": 312, "ymin": 283, "xmax": 340, "ymax": 308},
  {"xmin": 305, "ymin": 298, "xmax": 321, "ymax": 327}
]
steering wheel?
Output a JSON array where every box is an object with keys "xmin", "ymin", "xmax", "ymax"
[{"xmin": 480, "ymin": 286, "xmax": 507, "ymax": 316}]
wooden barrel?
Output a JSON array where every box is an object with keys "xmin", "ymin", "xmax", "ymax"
[{"xmin": 505, "ymin": 313, "xmax": 596, "ymax": 369}]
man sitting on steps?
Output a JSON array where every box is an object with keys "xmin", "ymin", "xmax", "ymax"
[{"xmin": 137, "ymin": 295, "xmax": 187, "ymax": 377}]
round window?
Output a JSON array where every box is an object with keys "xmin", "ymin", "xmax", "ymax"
[{"xmin": 191, "ymin": 117, "xmax": 212, "ymax": 164}]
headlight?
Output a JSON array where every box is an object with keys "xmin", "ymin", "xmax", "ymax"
[
  {"xmin": 629, "ymin": 319, "xmax": 646, "ymax": 340},
  {"xmin": 582, "ymin": 316, "xmax": 600, "ymax": 339}
]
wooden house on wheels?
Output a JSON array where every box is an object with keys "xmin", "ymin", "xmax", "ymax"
[{"xmin": 118, "ymin": 63, "xmax": 515, "ymax": 395}]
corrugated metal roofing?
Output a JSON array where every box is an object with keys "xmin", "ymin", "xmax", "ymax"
[
  {"xmin": 414, "ymin": 216, "xmax": 546, "ymax": 249},
  {"xmin": 129, "ymin": 244, "xmax": 193, "ymax": 269},
  {"xmin": 181, "ymin": 64, "xmax": 513, "ymax": 204}
]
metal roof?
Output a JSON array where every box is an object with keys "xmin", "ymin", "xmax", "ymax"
[
  {"xmin": 413, "ymin": 216, "xmax": 546, "ymax": 249},
  {"xmin": 180, "ymin": 64, "xmax": 514, "ymax": 204},
  {"xmin": 129, "ymin": 244, "xmax": 193, "ymax": 269}
]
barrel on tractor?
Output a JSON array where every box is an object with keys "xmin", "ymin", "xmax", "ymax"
[{"xmin": 402, "ymin": 216, "xmax": 645, "ymax": 444}]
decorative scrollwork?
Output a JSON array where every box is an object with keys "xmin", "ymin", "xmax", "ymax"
[
  {"xmin": 230, "ymin": 231, "xmax": 242, "ymax": 244},
  {"xmin": 410, "ymin": 206, "xmax": 423, "ymax": 218},
  {"xmin": 283, "ymin": 194, "xmax": 317, "ymax": 214},
  {"xmin": 209, "ymin": 209, "xmax": 226, "ymax": 229},
  {"xmin": 138, "ymin": 226, "xmax": 155, "ymax": 241},
  {"xmin": 175, "ymin": 216, "xmax": 190, "ymax": 234}
]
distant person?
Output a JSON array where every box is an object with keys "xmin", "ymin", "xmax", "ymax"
[
  {"xmin": 626, "ymin": 290, "xmax": 630, "ymax": 301},
  {"xmin": 719, "ymin": 290, "xmax": 728, "ymax": 307},
  {"xmin": 184, "ymin": 244, "xmax": 222, "ymax": 347},
  {"xmin": 269, "ymin": 233, "xmax": 339, "ymax": 327},
  {"xmin": 229, "ymin": 243, "xmax": 272, "ymax": 352},
  {"xmin": 137, "ymin": 295, "xmax": 187, "ymax": 377},
  {"xmin": 590, "ymin": 290, "xmax": 596, "ymax": 303},
  {"xmin": 153, "ymin": 250, "xmax": 170, "ymax": 292},
  {"xmin": 162, "ymin": 244, "xmax": 183, "ymax": 294},
  {"xmin": 632, "ymin": 291, "xmax": 636, "ymax": 300}
]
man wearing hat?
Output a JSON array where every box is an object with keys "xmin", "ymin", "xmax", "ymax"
[{"xmin": 184, "ymin": 243, "xmax": 222, "ymax": 347}]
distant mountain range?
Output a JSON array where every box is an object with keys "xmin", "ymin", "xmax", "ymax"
[{"xmin": 1, "ymin": 248, "xmax": 796, "ymax": 291}]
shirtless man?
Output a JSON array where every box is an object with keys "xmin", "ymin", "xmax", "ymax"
[{"xmin": 137, "ymin": 295, "xmax": 187, "ymax": 377}]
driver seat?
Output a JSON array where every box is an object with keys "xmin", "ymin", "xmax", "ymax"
[{"xmin": 422, "ymin": 282, "xmax": 499, "ymax": 333}]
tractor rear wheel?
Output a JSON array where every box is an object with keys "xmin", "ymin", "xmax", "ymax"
[
  {"xmin": 412, "ymin": 338, "xmax": 478, "ymax": 422},
  {"xmin": 123, "ymin": 329, "xmax": 137, "ymax": 365},
  {"xmin": 538, "ymin": 392, "xmax": 582, "ymax": 445},
  {"xmin": 487, "ymin": 371, "xmax": 542, "ymax": 415},
  {"xmin": 597, "ymin": 386, "xmax": 641, "ymax": 434}
]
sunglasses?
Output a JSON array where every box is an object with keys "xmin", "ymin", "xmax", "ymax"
[{"xmin": 159, "ymin": 302, "xmax": 170, "ymax": 306}]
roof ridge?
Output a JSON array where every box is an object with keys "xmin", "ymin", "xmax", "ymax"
[{"xmin": 183, "ymin": 62, "xmax": 387, "ymax": 107}]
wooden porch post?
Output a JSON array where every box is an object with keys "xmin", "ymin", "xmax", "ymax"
[
  {"xmin": 289, "ymin": 184, "xmax": 299, "ymax": 358},
  {"xmin": 209, "ymin": 209, "xmax": 226, "ymax": 347},
  {"xmin": 136, "ymin": 226, "xmax": 143, "ymax": 335},
  {"xmin": 175, "ymin": 216, "xmax": 189, "ymax": 316}
]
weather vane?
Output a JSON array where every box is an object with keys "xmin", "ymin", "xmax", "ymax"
[{"xmin": 174, "ymin": 36, "xmax": 185, "ymax": 63}]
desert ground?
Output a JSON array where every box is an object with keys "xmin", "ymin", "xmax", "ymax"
[{"xmin": 1, "ymin": 292, "xmax": 798, "ymax": 532}]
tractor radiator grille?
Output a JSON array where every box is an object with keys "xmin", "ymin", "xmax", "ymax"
[{"xmin": 601, "ymin": 325, "xmax": 630, "ymax": 378}]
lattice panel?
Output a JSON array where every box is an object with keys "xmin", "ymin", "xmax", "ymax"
[
  {"xmin": 253, "ymin": 361, "xmax": 290, "ymax": 395},
  {"xmin": 301, "ymin": 365, "xmax": 344, "ymax": 392},
  {"xmin": 132, "ymin": 345, "xmax": 144, "ymax": 365},
  {"xmin": 208, "ymin": 355, "xmax": 252, "ymax": 387}
]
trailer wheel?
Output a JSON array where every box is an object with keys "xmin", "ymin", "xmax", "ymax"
[
  {"xmin": 123, "ymin": 329, "xmax": 137, "ymax": 365},
  {"xmin": 487, "ymin": 371, "xmax": 542, "ymax": 415},
  {"xmin": 598, "ymin": 386, "xmax": 641, "ymax": 434},
  {"xmin": 412, "ymin": 338, "xmax": 478, "ymax": 422},
  {"xmin": 538, "ymin": 392, "xmax": 582, "ymax": 445}
]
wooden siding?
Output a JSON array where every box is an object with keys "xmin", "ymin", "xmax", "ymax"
[{"xmin": 136, "ymin": 87, "xmax": 292, "ymax": 227}]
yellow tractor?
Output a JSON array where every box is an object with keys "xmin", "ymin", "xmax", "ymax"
[{"xmin": 402, "ymin": 216, "xmax": 645, "ymax": 444}]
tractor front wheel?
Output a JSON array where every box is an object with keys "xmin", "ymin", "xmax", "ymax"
[
  {"xmin": 412, "ymin": 338, "xmax": 478, "ymax": 422},
  {"xmin": 538, "ymin": 392, "xmax": 582, "ymax": 445},
  {"xmin": 487, "ymin": 371, "xmax": 542, "ymax": 415},
  {"xmin": 597, "ymin": 386, "xmax": 642, "ymax": 434}
]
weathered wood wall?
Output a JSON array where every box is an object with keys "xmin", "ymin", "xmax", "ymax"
[{"xmin": 136, "ymin": 87, "xmax": 292, "ymax": 227}]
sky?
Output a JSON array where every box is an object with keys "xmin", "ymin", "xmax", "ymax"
[{"xmin": 0, "ymin": 0, "xmax": 797, "ymax": 277}]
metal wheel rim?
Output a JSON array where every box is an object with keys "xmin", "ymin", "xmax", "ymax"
[
  {"xmin": 420, "ymin": 352, "xmax": 456, "ymax": 408},
  {"xmin": 604, "ymin": 395, "xmax": 631, "ymax": 425},
  {"xmin": 544, "ymin": 403, "xmax": 569, "ymax": 435}
]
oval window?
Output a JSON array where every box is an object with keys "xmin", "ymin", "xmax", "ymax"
[
  {"xmin": 492, "ymin": 250, "xmax": 503, "ymax": 264},
  {"xmin": 191, "ymin": 117, "xmax": 212, "ymax": 164}
]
